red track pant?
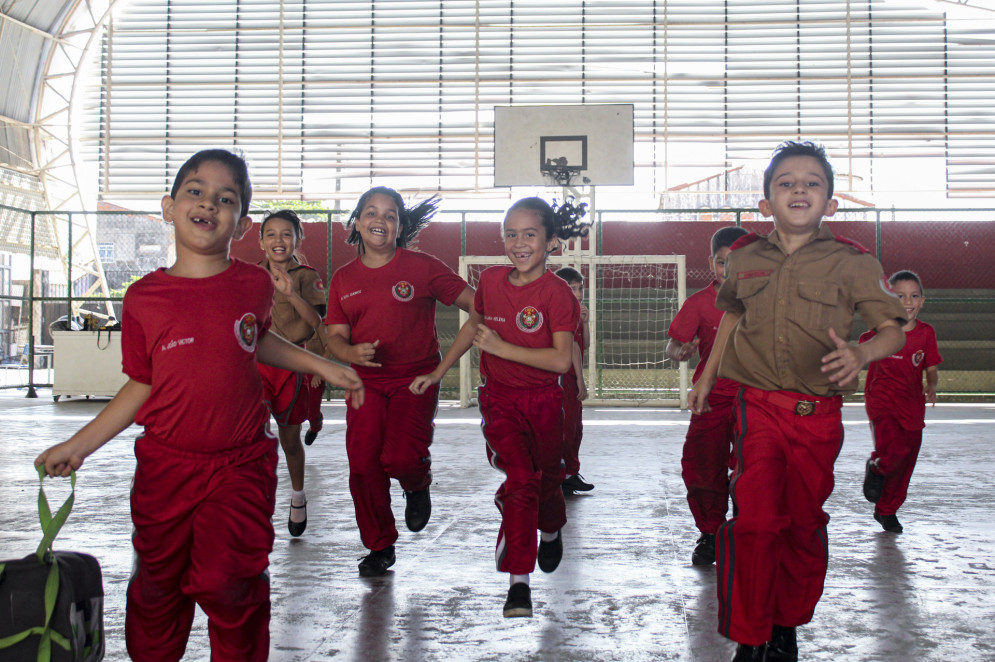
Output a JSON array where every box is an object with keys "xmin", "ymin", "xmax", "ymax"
[
  {"xmin": 869, "ymin": 415, "xmax": 923, "ymax": 517},
  {"xmin": 479, "ymin": 380, "xmax": 567, "ymax": 575},
  {"xmin": 681, "ymin": 393, "xmax": 736, "ymax": 534},
  {"xmin": 346, "ymin": 374, "xmax": 438, "ymax": 551},
  {"xmin": 562, "ymin": 377, "xmax": 584, "ymax": 475},
  {"xmin": 716, "ymin": 387, "xmax": 843, "ymax": 646},
  {"xmin": 126, "ymin": 435, "xmax": 278, "ymax": 662}
]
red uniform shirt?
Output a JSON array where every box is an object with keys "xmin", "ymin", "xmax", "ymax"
[
  {"xmin": 668, "ymin": 280, "xmax": 739, "ymax": 399},
  {"xmin": 861, "ymin": 320, "xmax": 942, "ymax": 430},
  {"xmin": 474, "ymin": 266, "xmax": 580, "ymax": 388},
  {"xmin": 121, "ymin": 259, "xmax": 274, "ymax": 454},
  {"xmin": 324, "ymin": 248, "xmax": 468, "ymax": 377}
]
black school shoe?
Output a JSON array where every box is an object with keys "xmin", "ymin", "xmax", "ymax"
[
  {"xmin": 537, "ymin": 530, "xmax": 563, "ymax": 573},
  {"xmin": 403, "ymin": 487, "xmax": 431, "ymax": 532},
  {"xmin": 288, "ymin": 501, "xmax": 307, "ymax": 537},
  {"xmin": 765, "ymin": 625, "xmax": 798, "ymax": 661},
  {"xmin": 358, "ymin": 545, "xmax": 396, "ymax": 577},
  {"xmin": 691, "ymin": 533, "xmax": 717, "ymax": 566},
  {"xmin": 561, "ymin": 474, "xmax": 595, "ymax": 493},
  {"xmin": 863, "ymin": 459, "xmax": 885, "ymax": 503},
  {"xmin": 503, "ymin": 582, "xmax": 533, "ymax": 618},
  {"xmin": 303, "ymin": 428, "xmax": 318, "ymax": 446},
  {"xmin": 875, "ymin": 512, "xmax": 904, "ymax": 533},
  {"xmin": 730, "ymin": 643, "xmax": 767, "ymax": 661}
]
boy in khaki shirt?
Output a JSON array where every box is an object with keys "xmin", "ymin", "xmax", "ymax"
[{"xmin": 689, "ymin": 141, "xmax": 907, "ymax": 662}]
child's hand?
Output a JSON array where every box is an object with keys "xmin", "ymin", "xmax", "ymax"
[
  {"xmin": 675, "ymin": 338, "xmax": 699, "ymax": 362},
  {"xmin": 309, "ymin": 374, "xmax": 322, "ymax": 389},
  {"xmin": 688, "ymin": 378, "xmax": 713, "ymax": 415},
  {"xmin": 821, "ymin": 327, "xmax": 865, "ymax": 387},
  {"xmin": 925, "ymin": 385, "xmax": 937, "ymax": 406},
  {"xmin": 579, "ymin": 304, "xmax": 590, "ymax": 325},
  {"xmin": 410, "ymin": 372, "xmax": 442, "ymax": 395},
  {"xmin": 270, "ymin": 263, "xmax": 293, "ymax": 297},
  {"xmin": 472, "ymin": 325, "xmax": 504, "ymax": 355},
  {"xmin": 35, "ymin": 441, "xmax": 86, "ymax": 478},
  {"xmin": 348, "ymin": 339, "xmax": 381, "ymax": 367},
  {"xmin": 320, "ymin": 363, "xmax": 364, "ymax": 409},
  {"xmin": 577, "ymin": 380, "xmax": 588, "ymax": 401}
]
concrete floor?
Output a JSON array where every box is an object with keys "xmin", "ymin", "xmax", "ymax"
[{"xmin": 1, "ymin": 390, "xmax": 993, "ymax": 661}]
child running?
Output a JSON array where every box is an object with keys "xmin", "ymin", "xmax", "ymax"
[
  {"xmin": 324, "ymin": 186, "xmax": 474, "ymax": 577},
  {"xmin": 666, "ymin": 225, "xmax": 748, "ymax": 566},
  {"xmin": 861, "ymin": 269, "xmax": 941, "ymax": 534},
  {"xmin": 411, "ymin": 196, "xmax": 589, "ymax": 618},
  {"xmin": 257, "ymin": 209, "xmax": 328, "ymax": 537},
  {"xmin": 35, "ymin": 149, "xmax": 363, "ymax": 662},
  {"xmin": 689, "ymin": 141, "xmax": 907, "ymax": 661},
  {"xmin": 554, "ymin": 266, "xmax": 595, "ymax": 495}
]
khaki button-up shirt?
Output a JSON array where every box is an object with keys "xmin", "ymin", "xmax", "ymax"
[
  {"xmin": 262, "ymin": 260, "xmax": 327, "ymax": 345},
  {"xmin": 715, "ymin": 225, "xmax": 907, "ymax": 397}
]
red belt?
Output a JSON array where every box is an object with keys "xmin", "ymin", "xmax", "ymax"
[{"xmin": 743, "ymin": 386, "xmax": 843, "ymax": 417}]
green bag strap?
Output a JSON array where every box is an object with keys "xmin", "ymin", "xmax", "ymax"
[{"xmin": 35, "ymin": 465, "xmax": 76, "ymax": 562}]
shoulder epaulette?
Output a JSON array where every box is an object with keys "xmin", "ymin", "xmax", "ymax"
[
  {"xmin": 834, "ymin": 236, "xmax": 869, "ymax": 254},
  {"xmin": 729, "ymin": 233, "xmax": 760, "ymax": 250}
]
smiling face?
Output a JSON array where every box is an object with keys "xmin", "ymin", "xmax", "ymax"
[
  {"xmin": 891, "ymin": 278, "xmax": 925, "ymax": 328},
  {"xmin": 259, "ymin": 216, "xmax": 300, "ymax": 266},
  {"xmin": 709, "ymin": 246, "xmax": 733, "ymax": 286},
  {"xmin": 356, "ymin": 192, "xmax": 400, "ymax": 255},
  {"xmin": 161, "ymin": 160, "xmax": 251, "ymax": 260},
  {"xmin": 758, "ymin": 155, "xmax": 839, "ymax": 236},
  {"xmin": 503, "ymin": 209, "xmax": 558, "ymax": 283}
]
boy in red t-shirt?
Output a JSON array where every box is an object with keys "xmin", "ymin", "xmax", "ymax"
[
  {"xmin": 36, "ymin": 149, "xmax": 363, "ymax": 662},
  {"xmin": 666, "ymin": 225, "xmax": 748, "ymax": 566},
  {"xmin": 554, "ymin": 266, "xmax": 594, "ymax": 494},
  {"xmin": 861, "ymin": 269, "xmax": 941, "ymax": 534}
]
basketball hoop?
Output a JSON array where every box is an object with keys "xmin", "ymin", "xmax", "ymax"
[{"xmin": 542, "ymin": 164, "xmax": 578, "ymax": 187}]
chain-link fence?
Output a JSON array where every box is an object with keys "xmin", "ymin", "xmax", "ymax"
[{"xmin": 2, "ymin": 204, "xmax": 992, "ymax": 400}]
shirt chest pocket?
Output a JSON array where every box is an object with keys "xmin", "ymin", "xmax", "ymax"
[
  {"xmin": 737, "ymin": 276, "xmax": 772, "ymax": 326},
  {"xmin": 791, "ymin": 281, "xmax": 840, "ymax": 329}
]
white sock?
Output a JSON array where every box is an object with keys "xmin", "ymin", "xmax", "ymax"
[
  {"xmin": 540, "ymin": 530, "xmax": 559, "ymax": 542},
  {"xmin": 510, "ymin": 573, "xmax": 530, "ymax": 587},
  {"xmin": 291, "ymin": 489, "xmax": 306, "ymax": 507}
]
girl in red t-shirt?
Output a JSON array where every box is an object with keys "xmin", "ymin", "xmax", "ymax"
[
  {"xmin": 325, "ymin": 186, "xmax": 474, "ymax": 577},
  {"xmin": 257, "ymin": 210, "xmax": 328, "ymax": 538},
  {"xmin": 411, "ymin": 196, "xmax": 589, "ymax": 618}
]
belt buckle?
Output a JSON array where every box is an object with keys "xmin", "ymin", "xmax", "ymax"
[{"xmin": 794, "ymin": 400, "xmax": 816, "ymax": 416}]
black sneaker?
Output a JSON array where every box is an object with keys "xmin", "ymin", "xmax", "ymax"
[
  {"xmin": 561, "ymin": 474, "xmax": 595, "ymax": 493},
  {"xmin": 358, "ymin": 545, "xmax": 396, "ymax": 577},
  {"xmin": 288, "ymin": 501, "xmax": 307, "ymax": 537},
  {"xmin": 537, "ymin": 530, "xmax": 563, "ymax": 573},
  {"xmin": 503, "ymin": 582, "xmax": 533, "ymax": 618},
  {"xmin": 863, "ymin": 459, "xmax": 884, "ymax": 503},
  {"xmin": 691, "ymin": 532, "xmax": 716, "ymax": 566},
  {"xmin": 403, "ymin": 487, "xmax": 431, "ymax": 532},
  {"xmin": 730, "ymin": 643, "xmax": 767, "ymax": 661},
  {"xmin": 765, "ymin": 625, "xmax": 798, "ymax": 661},
  {"xmin": 874, "ymin": 512, "xmax": 903, "ymax": 533},
  {"xmin": 304, "ymin": 428, "xmax": 318, "ymax": 446}
]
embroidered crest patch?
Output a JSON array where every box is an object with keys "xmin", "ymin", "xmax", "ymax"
[
  {"xmin": 393, "ymin": 281, "xmax": 414, "ymax": 301},
  {"xmin": 516, "ymin": 306, "xmax": 543, "ymax": 332},
  {"xmin": 235, "ymin": 312, "xmax": 259, "ymax": 352}
]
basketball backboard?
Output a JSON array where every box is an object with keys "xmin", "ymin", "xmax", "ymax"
[{"xmin": 493, "ymin": 104, "xmax": 634, "ymax": 187}]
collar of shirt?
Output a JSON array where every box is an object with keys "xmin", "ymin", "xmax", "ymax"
[{"xmin": 765, "ymin": 223, "xmax": 834, "ymax": 255}]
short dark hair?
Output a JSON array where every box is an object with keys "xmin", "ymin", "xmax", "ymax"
[
  {"xmin": 260, "ymin": 209, "xmax": 304, "ymax": 241},
  {"xmin": 763, "ymin": 140, "xmax": 834, "ymax": 200},
  {"xmin": 710, "ymin": 226, "xmax": 749, "ymax": 256},
  {"xmin": 555, "ymin": 266, "xmax": 584, "ymax": 285},
  {"xmin": 170, "ymin": 149, "xmax": 252, "ymax": 216},
  {"xmin": 889, "ymin": 269, "xmax": 923, "ymax": 291}
]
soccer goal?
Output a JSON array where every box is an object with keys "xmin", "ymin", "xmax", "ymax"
[{"xmin": 458, "ymin": 255, "xmax": 688, "ymax": 407}]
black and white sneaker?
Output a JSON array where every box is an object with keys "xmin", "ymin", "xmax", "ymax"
[
  {"xmin": 863, "ymin": 459, "xmax": 884, "ymax": 503},
  {"xmin": 358, "ymin": 545, "xmax": 396, "ymax": 577},
  {"xmin": 561, "ymin": 474, "xmax": 595, "ymax": 493},
  {"xmin": 503, "ymin": 583, "xmax": 533, "ymax": 618}
]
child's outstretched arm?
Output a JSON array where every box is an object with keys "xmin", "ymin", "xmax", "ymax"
[
  {"xmin": 925, "ymin": 365, "xmax": 939, "ymax": 406},
  {"xmin": 270, "ymin": 262, "xmax": 323, "ymax": 328},
  {"xmin": 257, "ymin": 332, "xmax": 365, "ymax": 408},
  {"xmin": 410, "ymin": 307, "xmax": 483, "ymax": 394},
  {"xmin": 666, "ymin": 337, "xmax": 700, "ymax": 362},
  {"xmin": 821, "ymin": 321, "xmax": 905, "ymax": 387},
  {"xmin": 688, "ymin": 311, "xmax": 739, "ymax": 415},
  {"xmin": 473, "ymin": 326, "xmax": 573, "ymax": 374},
  {"xmin": 36, "ymin": 378, "xmax": 151, "ymax": 477}
]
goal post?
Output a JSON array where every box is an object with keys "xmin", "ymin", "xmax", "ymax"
[{"xmin": 457, "ymin": 255, "xmax": 688, "ymax": 407}]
